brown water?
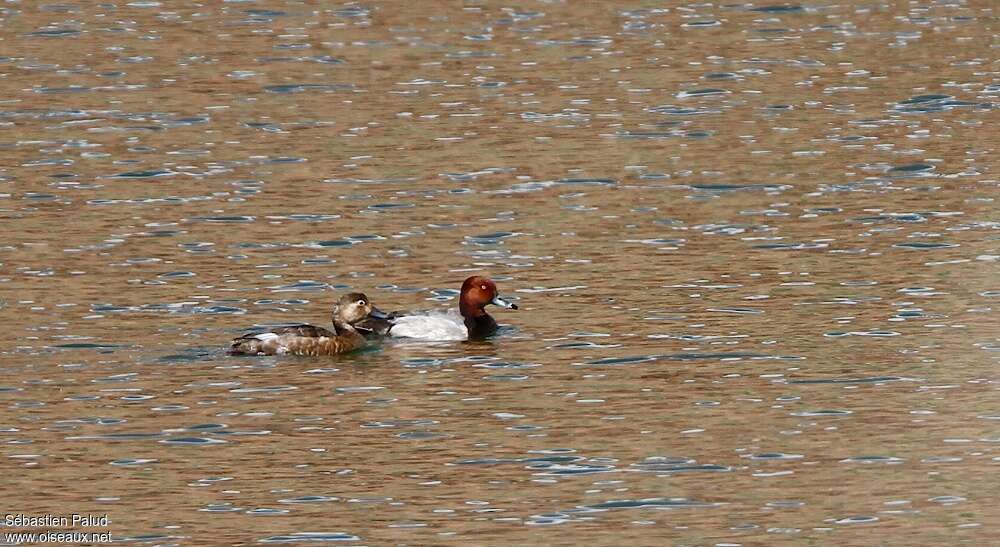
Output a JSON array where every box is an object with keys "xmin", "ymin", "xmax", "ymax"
[{"xmin": 1, "ymin": 1, "xmax": 998, "ymax": 545}]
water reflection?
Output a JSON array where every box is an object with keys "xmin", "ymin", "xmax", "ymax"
[{"xmin": 0, "ymin": 0, "xmax": 996, "ymax": 544}]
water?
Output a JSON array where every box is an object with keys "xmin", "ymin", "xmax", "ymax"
[{"xmin": 1, "ymin": 1, "xmax": 998, "ymax": 544}]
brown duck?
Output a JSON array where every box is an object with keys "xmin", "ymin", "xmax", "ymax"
[{"xmin": 229, "ymin": 292, "xmax": 389, "ymax": 356}]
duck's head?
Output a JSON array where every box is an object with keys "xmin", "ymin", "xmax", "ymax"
[
  {"xmin": 334, "ymin": 292, "xmax": 390, "ymax": 326},
  {"xmin": 459, "ymin": 276, "xmax": 518, "ymax": 314}
]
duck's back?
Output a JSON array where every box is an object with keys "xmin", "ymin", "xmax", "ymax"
[
  {"xmin": 388, "ymin": 311, "xmax": 468, "ymax": 341},
  {"xmin": 230, "ymin": 325, "xmax": 364, "ymax": 356}
]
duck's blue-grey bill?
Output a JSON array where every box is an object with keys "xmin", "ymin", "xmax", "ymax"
[{"xmin": 491, "ymin": 295, "xmax": 518, "ymax": 310}]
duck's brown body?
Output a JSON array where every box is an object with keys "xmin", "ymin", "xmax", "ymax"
[
  {"xmin": 229, "ymin": 325, "xmax": 366, "ymax": 356},
  {"xmin": 228, "ymin": 293, "xmax": 384, "ymax": 356}
]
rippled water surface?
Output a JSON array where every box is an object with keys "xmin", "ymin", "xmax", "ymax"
[{"xmin": 2, "ymin": 1, "xmax": 998, "ymax": 544}]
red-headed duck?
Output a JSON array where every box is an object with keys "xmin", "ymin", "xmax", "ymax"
[
  {"xmin": 358, "ymin": 276, "xmax": 517, "ymax": 341},
  {"xmin": 229, "ymin": 292, "xmax": 389, "ymax": 356}
]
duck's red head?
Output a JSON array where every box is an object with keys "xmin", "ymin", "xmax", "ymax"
[{"xmin": 459, "ymin": 276, "xmax": 517, "ymax": 317}]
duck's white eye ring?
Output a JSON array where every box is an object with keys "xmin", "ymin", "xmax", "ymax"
[
  {"xmin": 480, "ymin": 285, "xmax": 487, "ymax": 290},
  {"xmin": 357, "ymin": 300, "xmax": 366, "ymax": 306}
]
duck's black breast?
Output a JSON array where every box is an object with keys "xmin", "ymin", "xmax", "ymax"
[{"xmin": 464, "ymin": 314, "xmax": 498, "ymax": 340}]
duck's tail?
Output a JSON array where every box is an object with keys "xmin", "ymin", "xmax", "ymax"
[{"xmin": 228, "ymin": 333, "xmax": 275, "ymax": 355}]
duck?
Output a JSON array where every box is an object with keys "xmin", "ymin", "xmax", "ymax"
[
  {"xmin": 356, "ymin": 276, "xmax": 517, "ymax": 341},
  {"xmin": 229, "ymin": 292, "xmax": 389, "ymax": 356}
]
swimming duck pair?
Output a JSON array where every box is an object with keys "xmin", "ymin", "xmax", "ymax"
[{"xmin": 229, "ymin": 276, "xmax": 517, "ymax": 356}]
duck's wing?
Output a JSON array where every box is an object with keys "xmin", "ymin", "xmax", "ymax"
[
  {"xmin": 270, "ymin": 324, "xmax": 336, "ymax": 338},
  {"xmin": 229, "ymin": 324, "xmax": 335, "ymax": 355},
  {"xmin": 388, "ymin": 312, "xmax": 468, "ymax": 341}
]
